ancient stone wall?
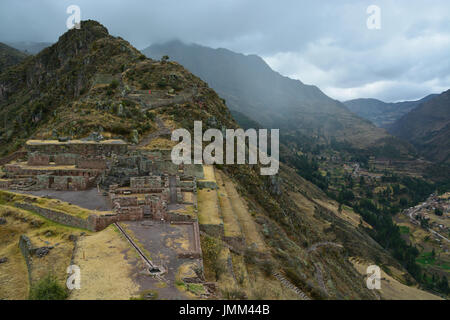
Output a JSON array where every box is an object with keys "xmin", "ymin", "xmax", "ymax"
[
  {"xmin": 15, "ymin": 202, "xmax": 92, "ymax": 231},
  {"xmin": 76, "ymin": 158, "xmax": 107, "ymax": 170},
  {"xmin": 172, "ymin": 221, "xmax": 202, "ymax": 259},
  {"xmin": 0, "ymin": 151, "xmax": 27, "ymax": 166},
  {"xmin": 27, "ymin": 153, "xmax": 50, "ymax": 166},
  {"xmin": 55, "ymin": 153, "xmax": 79, "ymax": 165},
  {"xmin": 26, "ymin": 141, "xmax": 128, "ymax": 157},
  {"xmin": 0, "ymin": 179, "xmax": 12, "ymax": 188},
  {"xmin": 112, "ymin": 196, "xmax": 139, "ymax": 207},
  {"xmin": 19, "ymin": 235, "xmax": 33, "ymax": 284},
  {"xmin": 146, "ymin": 195, "xmax": 167, "ymax": 220},
  {"xmin": 90, "ymin": 209, "xmax": 144, "ymax": 231},
  {"xmin": 130, "ymin": 176, "xmax": 163, "ymax": 188}
]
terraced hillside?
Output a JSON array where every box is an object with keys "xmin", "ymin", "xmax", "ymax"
[{"xmin": 0, "ymin": 21, "xmax": 442, "ymax": 300}]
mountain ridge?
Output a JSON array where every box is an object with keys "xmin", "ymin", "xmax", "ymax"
[
  {"xmin": 0, "ymin": 42, "xmax": 28, "ymax": 73},
  {"xmin": 344, "ymin": 95, "xmax": 438, "ymax": 128},
  {"xmin": 143, "ymin": 40, "xmax": 410, "ymax": 155},
  {"xmin": 387, "ymin": 89, "xmax": 450, "ymax": 164}
]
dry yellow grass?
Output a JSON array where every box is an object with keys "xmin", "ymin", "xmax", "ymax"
[
  {"xmin": 0, "ymin": 190, "xmax": 112, "ymax": 219},
  {"xmin": 200, "ymin": 165, "xmax": 216, "ymax": 182},
  {"xmin": 220, "ymin": 172, "xmax": 266, "ymax": 251},
  {"xmin": 182, "ymin": 192, "xmax": 194, "ymax": 204},
  {"xmin": 69, "ymin": 226, "xmax": 140, "ymax": 300},
  {"xmin": 171, "ymin": 204, "xmax": 196, "ymax": 219},
  {"xmin": 0, "ymin": 204, "xmax": 80, "ymax": 299},
  {"xmin": 216, "ymin": 171, "xmax": 243, "ymax": 238},
  {"xmin": 350, "ymin": 258, "xmax": 443, "ymax": 300},
  {"xmin": 227, "ymin": 253, "xmax": 298, "ymax": 300},
  {"xmin": 313, "ymin": 197, "xmax": 372, "ymax": 229},
  {"xmin": 197, "ymin": 188, "xmax": 223, "ymax": 226},
  {"xmin": 0, "ymin": 244, "xmax": 29, "ymax": 300},
  {"xmin": 141, "ymin": 137, "xmax": 177, "ymax": 150}
]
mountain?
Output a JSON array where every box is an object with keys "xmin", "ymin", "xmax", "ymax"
[
  {"xmin": 344, "ymin": 95, "xmax": 438, "ymax": 128},
  {"xmin": 0, "ymin": 20, "xmax": 435, "ymax": 300},
  {"xmin": 5, "ymin": 41, "xmax": 52, "ymax": 55},
  {"xmin": 0, "ymin": 42, "xmax": 28, "ymax": 73},
  {"xmin": 387, "ymin": 90, "xmax": 450, "ymax": 164},
  {"xmin": 143, "ymin": 41, "xmax": 411, "ymax": 154}
]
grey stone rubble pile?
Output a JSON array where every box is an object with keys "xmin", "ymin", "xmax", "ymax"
[{"xmin": 34, "ymin": 246, "xmax": 53, "ymax": 258}]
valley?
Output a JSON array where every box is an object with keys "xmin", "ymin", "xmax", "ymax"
[{"xmin": 0, "ymin": 17, "xmax": 448, "ymax": 302}]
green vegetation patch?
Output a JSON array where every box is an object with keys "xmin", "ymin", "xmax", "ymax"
[
  {"xmin": 0, "ymin": 190, "xmax": 106, "ymax": 219},
  {"xmin": 29, "ymin": 274, "xmax": 68, "ymax": 300},
  {"xmin": 399, "ymin": 226, "xmax": 410, "ymax": 235}
]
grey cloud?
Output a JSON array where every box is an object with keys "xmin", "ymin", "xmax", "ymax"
[{"xmin": 0, "ymin": 0, "xmax": 449, "ymax": 102}]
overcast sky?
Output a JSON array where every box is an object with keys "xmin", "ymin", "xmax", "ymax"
[{"xmin": 1, "ymin": 0, "xmax": 449, "ymax": 102}]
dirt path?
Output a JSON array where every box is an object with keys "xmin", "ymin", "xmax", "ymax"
[{"xmin": 307, "ymin": 241, "xmax": 343, "ymax": 253}]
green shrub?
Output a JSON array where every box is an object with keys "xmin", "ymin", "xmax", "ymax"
[
  {"xmin": 29, "ymin": 274, "xmax": 68, "ymax": 300},
  {"xmin": 110, "ymin": 80, "xmax": 119, "ymax": 90},
  {"xmin": 221, "ymin": 288, "xmax": 247, "ymax": 300}
]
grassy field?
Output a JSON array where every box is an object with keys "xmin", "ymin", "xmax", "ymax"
[
  {"xmin": 351, "ymin": 257, "xmax": 442, "ymax": 300},
  {"xmin": 416, "ymin": 252, "xmax": 450, "ymax": 270},
  {"xmin": 0, "ymin": 239, "xmax": 29, "ymax": 299},
  {"xmin": 216, "ymin": 171, "xmax": 243, "ymax": 238},
  {"xmin": 0, "ymin": 190, "xmax": 111, "ymax": 219},
  {"xmin": 197, "ymin": 188, "xmax": 223, "ymax": 226},
  {"xmin": 69, "ymin": 226, "xmax": 140, "ymax": 300},
  {"xmin": 0, "ymin": 204, "xmax": 83, "ymax": 299},
  {"xmin": 219, "ymin": 171, "xmax": 266, "ymax": 251}
]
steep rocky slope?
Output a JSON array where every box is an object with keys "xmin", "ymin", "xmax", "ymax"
[
  {"xmin": 0, "ymin": 21, "xmax": 437, "ymax": 299},
  {"xmin": 387, "ymin": 90, "xmax": 450, "ymax": 164}
]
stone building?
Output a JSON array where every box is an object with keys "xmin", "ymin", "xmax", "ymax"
[{"xmin": 3, "ymin": 139, "xmax": 128, "ymax": 191}]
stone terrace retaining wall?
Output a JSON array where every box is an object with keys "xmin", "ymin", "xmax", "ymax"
[
  {"xmin": 19, "ymin": 235, "xmax": 34, "ymax": 284},
  {"xmin": 15, "ymin": 202, "xmax": 92, "ymax": 231},
  {"xmin": 15, "ymin": 202, "xmax": 144, "ymax": 232}
]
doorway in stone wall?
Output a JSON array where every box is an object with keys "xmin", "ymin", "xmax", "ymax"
[
  {"xmin": 49, "ymin": 177, "xmax": 54, "ymax": 189},
  {"xmin": 67, "ymin": 177, "xmax": 73, "ymax": 190}
]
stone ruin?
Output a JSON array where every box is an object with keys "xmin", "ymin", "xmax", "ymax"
[
  {"xmin": 0, "ymin": 138, "xmax": 203, "ymax": 225},
  {"xmin": 2, "ymin": 139, "xmax": 127, "ymax": 191}
]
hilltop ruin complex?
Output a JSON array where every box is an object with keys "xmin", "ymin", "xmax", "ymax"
[{"xmin": 0, "ymin": 138, "xmax": 204, "ymax": 228}]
